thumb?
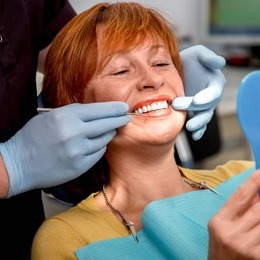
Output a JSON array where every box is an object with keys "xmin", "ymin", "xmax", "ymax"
[{"xmin": 198, "ymin": 46, "xmax": 226, "ymax": 69}]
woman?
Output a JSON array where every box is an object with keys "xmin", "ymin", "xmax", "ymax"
[{"xmin": 31, "ymin": 2, "xmax": 259, "ymax": 259}]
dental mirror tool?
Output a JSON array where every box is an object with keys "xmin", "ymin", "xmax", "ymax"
[{"xmin": 37, "ymin": 107, "xmax": 139, "ymax": 115}]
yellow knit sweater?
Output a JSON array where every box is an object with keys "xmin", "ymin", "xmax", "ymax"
[{"xmin": 31, "ymin": 160, "xmax": 254, "ymax": 260}]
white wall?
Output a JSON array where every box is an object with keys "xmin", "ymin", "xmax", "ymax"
[{"xmin": 68, "ymin": 0, "xmax": 202, "ymax": 44}]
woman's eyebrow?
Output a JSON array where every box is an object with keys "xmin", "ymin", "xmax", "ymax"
[{"xmin": 150, "ymin": 44, "xmax": 165, "ymax": 49}]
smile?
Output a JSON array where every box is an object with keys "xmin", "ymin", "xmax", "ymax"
[{"xmin": 133, "ymin": 100, "xmax": 168, "ymax": 114}]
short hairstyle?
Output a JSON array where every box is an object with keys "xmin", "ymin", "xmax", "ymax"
[
  {"xmin": 42, "ymin": 2, "xmax": 182, "ymax": 107},
  {"xmin": 42, "ymin": 2, "xmax": 183, "ymax": 203}
]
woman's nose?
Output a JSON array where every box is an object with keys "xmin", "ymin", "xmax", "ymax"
[{"xmin": 136, "ymin": 68, "xmax": 164, "ymax": 91}]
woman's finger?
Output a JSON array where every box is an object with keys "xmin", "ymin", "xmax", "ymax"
[{"xmin": 218, "ymin": 170, "xmax": 260, "ymax": 220}]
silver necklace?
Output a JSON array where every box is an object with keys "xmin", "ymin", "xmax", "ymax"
[
  {"xmin": 102, "ymin": 185, "xmax": 139, "ymax": 243},
  {"xmin": 102, "ymin": 179, "xmax": 218, "ymax": 244}
]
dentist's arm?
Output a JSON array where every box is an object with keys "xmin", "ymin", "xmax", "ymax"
[
  {"xmin": 172, "ymin": 45, "xmax": 226, "ymax": 141},
  {"xmin": 0, "ymin": 102, "xmax": 130, "ymax": 198}
]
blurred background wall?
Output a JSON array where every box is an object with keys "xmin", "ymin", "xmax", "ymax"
[{"xmin": 69, "ymin": 0, "xmax": 201, "ymax": 44}]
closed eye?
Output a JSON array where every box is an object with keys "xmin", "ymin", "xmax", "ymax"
[
  {"xmin": 112, "ymin": 70, "xmax": 129, "ymax": 75},
  {"xmin": 155, "ymin": 62, "xmax": 170, "ymax": 67}
]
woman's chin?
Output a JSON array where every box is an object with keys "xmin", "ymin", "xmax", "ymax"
[
  {"xmin": 116, "ymin": 123, "xmax": 181, "ymax": 147},
  {"xmin": 141, "ymin": 129, "xmax": 179, "ymax": 145},
  {"xmin": 115, "ymin": 110, "xmax": 185, "ymax": 147}
]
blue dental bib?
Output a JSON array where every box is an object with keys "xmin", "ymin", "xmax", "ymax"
[{"xmin": 75, "ymin": 166, "xmax": 255, "ymax": 260}]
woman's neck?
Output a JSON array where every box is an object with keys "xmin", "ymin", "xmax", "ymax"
[
  {"xmin": 105, "ymin": 143, "xmax": 185, "ymax": 201},
  {"xmin": 96, "ymin": 143, "xmax": 187, "ymax": 231}
]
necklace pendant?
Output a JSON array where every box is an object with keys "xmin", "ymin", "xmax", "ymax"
[
  {"xmin": 126, "ymin": 221, "xmax": 139, "ymax": 243},
  {"xmin": 102, "ymin": 185, "xmax": 139, "ymax": 244}
]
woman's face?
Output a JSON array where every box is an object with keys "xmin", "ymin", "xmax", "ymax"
[{"xmin": 85, "ymin": 34, "xmax": 186, "ymax": 147}]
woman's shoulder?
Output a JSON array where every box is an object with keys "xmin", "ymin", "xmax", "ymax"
[
  {"xmin": 34, "ymin": 192, "xmax": 128, "ymax": 246},
  {"xmin": 45, "ymin": 193, "xmax": 104, "ymax": 230},
  {"xmin": 179, "ymin": 160, "xmax": 255, "ymax": 188},
  {"xmin": 31, "ymin": 195, "xmax": 97, "ymax": 260},
  {"xmin": 32, "ymin": 194, "xmax": 101, "ymax": 243},
  {"xmin": 212, "ymin": 160, "xmax": 255, "ymax": 173}
]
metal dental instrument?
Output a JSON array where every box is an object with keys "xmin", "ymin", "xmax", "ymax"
[
  {"xmin": 37, "ymin": 108, "xmax": 53, "ymax": 113},
  {"xmin": 37, "ymin": 107, "xmax": 138, "ymax": 115}
]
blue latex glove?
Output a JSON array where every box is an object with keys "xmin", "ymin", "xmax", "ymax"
[
  {"xmin": 0, "ymin": 102, "xmax": 130, "ymax": 198},
  {"xmin": 172, "ymin": 45, "xmax": 226, "ymax": 140}
]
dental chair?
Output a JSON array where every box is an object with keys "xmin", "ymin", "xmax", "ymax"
[{"xmin": 175, "ymin": 110, "xmax": 222, "ymax": 168}]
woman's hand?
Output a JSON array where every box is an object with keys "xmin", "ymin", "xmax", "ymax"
[{"xmin": 208, "ymin": 170, "xmax": 260, "ymax": 259}]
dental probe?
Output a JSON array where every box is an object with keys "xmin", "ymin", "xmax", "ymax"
[{"xmin": 37, "ymin": 107, "xmax": 138, "ymax": 115}]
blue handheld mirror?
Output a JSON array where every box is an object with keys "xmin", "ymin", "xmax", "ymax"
[{"xmin": 237, "ymin": 70, "xmax": 260, "ymax": 169}]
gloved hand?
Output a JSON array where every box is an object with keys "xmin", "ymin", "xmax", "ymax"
[
  {"xmin": 0, "ymin": 102, "xmax": 130, "ymax": 198},
  {"xmin": 172, "ymin": 45, "xmax": 226, "ymax": 141}
]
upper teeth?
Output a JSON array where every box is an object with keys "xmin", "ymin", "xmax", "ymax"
[{"xmin": 134, "ymin": 100, "xmax": 168, "ymax": 114}]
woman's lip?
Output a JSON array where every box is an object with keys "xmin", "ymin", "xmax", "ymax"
[{"xmin": 131, "ymin": 95, "xmax": 173, "ymax": 112}]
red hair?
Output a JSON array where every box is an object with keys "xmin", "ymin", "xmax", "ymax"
[
  {"xmin": 42, "ymin": 2, "xmax": 182, "ymax": 107},
  {"xmin": 42, "ymin": 2, "xmax": 183, "ymax": 202}
]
